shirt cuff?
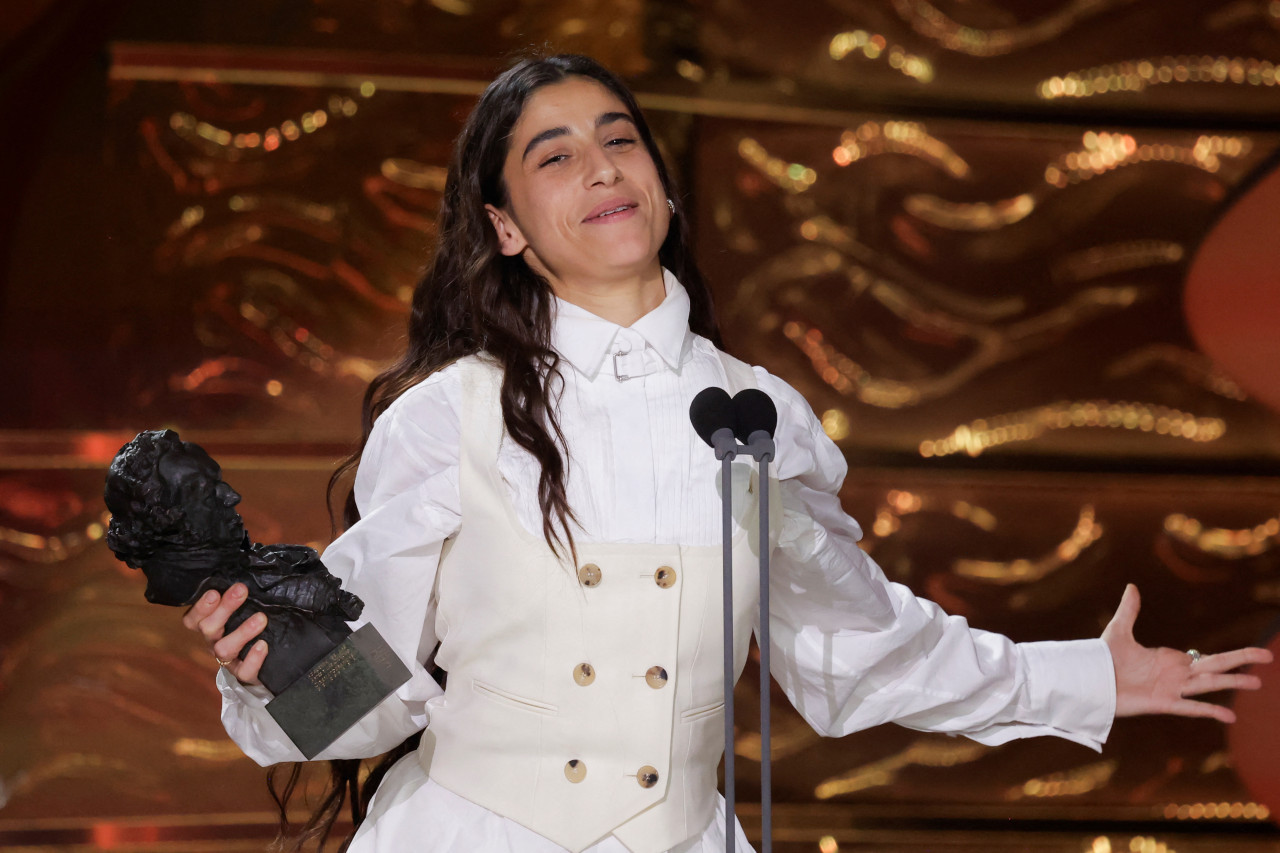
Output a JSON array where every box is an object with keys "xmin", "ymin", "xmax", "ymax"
[
  {"xmin": 216, "ymin": 668, "xmax": 308, "ymax": 765},
  {"xmin": 215, "ymin": 666, "xmax": 274, "ymax": 706},
  {"xmin": 972, "ymin": 638, "xmax": 1116, "ymax": 751}
]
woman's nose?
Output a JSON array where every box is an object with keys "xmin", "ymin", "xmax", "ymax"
[{"xmin": 585, "ymin": 147, "xmax": 621, "ymax": 186}]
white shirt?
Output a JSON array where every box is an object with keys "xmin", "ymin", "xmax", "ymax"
[{"xmin": 218, "ymin": 271, "xmax": 1116, "ymax": 853}]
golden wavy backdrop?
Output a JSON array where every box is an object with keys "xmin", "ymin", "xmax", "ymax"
[{"xmin": 2, "ymin": 1, "xmax": 1280, "ymax": 850}]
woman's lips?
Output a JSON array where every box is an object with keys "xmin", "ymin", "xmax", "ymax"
[{"xmin": 584, "ymin": 199, "xmax": 639, "ymax": 222}]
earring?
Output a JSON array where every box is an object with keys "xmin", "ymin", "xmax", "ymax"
[{"xmin": 667, "ymin": 198, "xmax": 676, "ymax": 214}]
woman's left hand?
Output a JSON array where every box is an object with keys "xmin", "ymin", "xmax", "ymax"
[{"xmin": 1102, "ymin": 583, "xmax": 1274, "ymax": 721}]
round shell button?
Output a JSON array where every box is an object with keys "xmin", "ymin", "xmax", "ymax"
[
  {"xmin": 644, "ymin": 666, "xmax": 668, "ymax": 689},
  {"xmin": 565, "ymin": 759, "xmax": 587, "ymax": 783},
  {"xmin": 578, "ymin": 563, "xmax": 602, "ymax": 587},
  {"xmin": 654, "ymin": 566, "xmax": 677, "ymax": 588},
  {"xmin": 636, "ymin": 766, "xmax": 660, "ymax": 788},
  {"xmin": 573, "ymin": 663, "xmax": 596, "ymax": 686}
]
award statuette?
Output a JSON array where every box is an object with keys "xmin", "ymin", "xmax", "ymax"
[{"xmin": 103, "ymin": 429, "xmax": 411, "ymax": 759}]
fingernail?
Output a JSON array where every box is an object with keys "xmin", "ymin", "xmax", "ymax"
[
  {"xmin": 203, "ymin": 591, "xmax": 218, "ymax": 604},
  {"xmin": 255, "ymin": 640, "xmax": 268, "ymax": 653},
  {"xmin": 230, "ymin": 584, "xmax": 247, "ymax": 598}
]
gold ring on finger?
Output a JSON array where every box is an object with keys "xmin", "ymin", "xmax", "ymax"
[{"xmin": 215, "ymin": 656, "xmax": 235, "ymax": 667}]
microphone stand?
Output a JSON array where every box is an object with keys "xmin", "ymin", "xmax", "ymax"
[
  {"xmin": 743, "ymin": 429, "xmax": 774, "ymax": 853},
  {"xmin": 711, "ymin": 427, "xmax": 775, "ymax": 853},
  {"xmin": 709, "ymin": 427, "xmax": 738, "ymax": 853}
]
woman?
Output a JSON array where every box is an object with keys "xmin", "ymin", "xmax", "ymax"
[{"xmin": 183, "ymin": 55, "xmax": 1271, "ymax": 853}]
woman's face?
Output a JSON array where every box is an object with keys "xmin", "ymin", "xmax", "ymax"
[{"xmin": 485, "ymin": 76, "xmax": 670, "ymax": 291}]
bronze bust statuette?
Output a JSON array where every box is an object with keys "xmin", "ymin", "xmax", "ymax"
[{"xmin": 104, "ymin": 429, "xmax": 410, "ymax": 757}]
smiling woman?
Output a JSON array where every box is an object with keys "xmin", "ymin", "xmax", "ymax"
[
  {"xmin": 484, "ymin": 77, "xmax": 672, "ymax": 324},
  {"xmin": 180, "ymin": 54, "xmax": 1272, "ymax": 853}
]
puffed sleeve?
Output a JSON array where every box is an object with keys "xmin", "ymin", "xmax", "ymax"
[
  {"xmin": 216, "ymin": 367, "xmax": 463, "ymax": 766},
  {"xmin": 755, "ymin": 368, "xmax": 1116, "ymax": 751}
]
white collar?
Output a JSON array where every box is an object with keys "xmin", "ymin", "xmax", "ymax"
[{"xmin": 550, "ymin": 269, "xmax": 692, "ymax": 380}]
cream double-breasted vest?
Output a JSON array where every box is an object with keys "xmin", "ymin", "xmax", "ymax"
[{"xmin": 418, "ymin": 353, "xmax": 775, "ymax": 853}]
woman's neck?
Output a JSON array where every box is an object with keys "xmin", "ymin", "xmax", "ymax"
[{"xmin": 548, "ymin": 265, "xmax": 666, "ymax": 327}]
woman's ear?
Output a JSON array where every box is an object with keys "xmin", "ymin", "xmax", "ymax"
[{"xmin": 485, "ymin": 204, "xmax": 528, "ymax": 257}]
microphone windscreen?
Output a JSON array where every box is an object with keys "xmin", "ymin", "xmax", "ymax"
[
  {"xmin": 731, "ymin": 388, "xmax": 778, "ymax": 442},
  {"xmin": 689, "ymin": 387, "xmax": 735, "ymax": 446}
]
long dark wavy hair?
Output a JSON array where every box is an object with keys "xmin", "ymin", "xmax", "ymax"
[{"xmin": 268, "ymin": 53, "xmax": 722, "ymax": 851}]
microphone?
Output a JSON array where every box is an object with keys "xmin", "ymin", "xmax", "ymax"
[
  {"xmin": 730, "ymin": 389, "xmax": 777, "ymax": 442},
  {"xmin": 692, "ymin": 384, "xmax": 780, "ymax": 853},
  {"xmin": 689, "ymin": 387, "xmax": 737, "ymax": 460},
  {"xmin": 731, "ymin": 389, "xmax": 777, "ymax": 462},
  {"xmin": 690, "ymin": 383, "xmax": 780, "ymax": 853}
]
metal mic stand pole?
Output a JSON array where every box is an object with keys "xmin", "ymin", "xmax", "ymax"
[
  {"xmin": 757, "ymin": 450, "xmax": 772, "ymax": 853},
  {"xmin": 716, "ymin": 427, "xmax": 774, "ymax": 853},
  {"xmin": 718, "ymin": 442, "xmax": 736, "ymax": 853},
  {"xmin": 746, "ymin": 433, "xmax": 775, "ymax": 853}
]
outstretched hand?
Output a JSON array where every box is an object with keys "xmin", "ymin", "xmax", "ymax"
[{"xmin": 1102, "ymin": 584, "xmax": 1273, "ymax": 722}]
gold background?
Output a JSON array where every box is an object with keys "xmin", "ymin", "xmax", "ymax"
[{"xmin": 3, "ymin": 1, "xmax": 1280, "ymax": 850}]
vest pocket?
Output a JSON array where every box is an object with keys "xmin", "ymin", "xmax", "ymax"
[
  {"xmin": 680, "ymin": 701, "xmax": 725, "ymax": 723},
  {"xmin": 472, "ymin": 678, "xmax": 559, "ymax": 716}
]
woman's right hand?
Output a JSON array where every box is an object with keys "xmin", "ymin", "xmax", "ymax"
[{"xmin": 183, "ymin": 582, "xmax": 270, "ymax": 685}]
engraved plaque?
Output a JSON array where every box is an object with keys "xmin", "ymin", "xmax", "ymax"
[{"xmin": 265, "ymin": 624, "xmax": 412, "ymax": 759}]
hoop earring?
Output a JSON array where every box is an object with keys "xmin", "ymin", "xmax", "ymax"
[{"xmin": 667, "ymin": 198, "xmax": 676, "ymax": 214}]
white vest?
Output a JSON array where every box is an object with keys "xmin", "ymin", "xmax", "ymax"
[{"xmin": 419, "ymin": 354, "xmax": 774, "ymax": 853}]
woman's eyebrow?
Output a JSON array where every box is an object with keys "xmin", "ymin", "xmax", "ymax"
[
  {"xmin": 522, "ymin": 126, "xmax": 569, "ymax": 162},
  {"xmin": 521, "ymin": 111, "xmax": 637, "ymax": 162},
  {"xmin": 596, "ymin": 111, "xmax": 634, "ymax": 130}
]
